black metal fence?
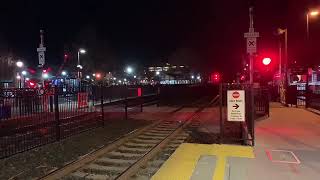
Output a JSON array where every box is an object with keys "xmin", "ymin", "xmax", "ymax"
[
  {"xmin": 307, "ymin": 85, "xmax": 320, "ymax": 110},
  {"xmin": 0, "ymin": 85, "xmax": 158, "ymax": 158}
]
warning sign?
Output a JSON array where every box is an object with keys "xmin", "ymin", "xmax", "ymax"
[{"xmin": 227, "ymin": 90, "xmax": 245, "ymax": 122}]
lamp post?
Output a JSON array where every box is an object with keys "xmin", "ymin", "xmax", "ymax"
[
  {"xmin": 77, "ymin": 48, "xmax": 86, "ymax": 79},
  {"xmin": 16, "ymin": 61, "xmax": 24, "ymax": 88},
  {"xmin": 306, "ymin": 10, "xmax": 319, "ymax": 39},
  {"xmin": 276, "ymin": 28, "xmax": 288, "ymax": 104},
  {"xmin": 277, "ymin": 28, "xmax": 288, "ymax": 80}
]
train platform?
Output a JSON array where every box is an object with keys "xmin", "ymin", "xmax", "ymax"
[{"xmin": 152, "ymin": 103, "xmax": 320, "ymax": 180}]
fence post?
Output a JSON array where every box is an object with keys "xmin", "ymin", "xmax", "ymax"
[
  {"xmin": 125, "ymin": 99, "xmax": 128, "ymax": 120},
  {"xmin": 219, "ymin": 83, "xmax": 223, "ymax": 144},
  {"xmin": 125, "ymin": 86, "xmax": 128, "ymax": 120},
  {"xmin": 250, "ymin": 86, "xmax": 255, "ymax": 146},
  {"xmin": 140, "ymin": 87, "xmax": 143, "ymax": 112},
  {"xmin": 54, "ymin": 87, "xmax": 60, "ymax": 141},
  {"xmin": 157, "ymin": 86, "xmax": 160, "ymax": 107},
  {"xmin": 305, "ymin": 81, "xmax": 309, "ymax": 108},
  {"xmin": 100, "ymin": 85, "xmax": 105, "ymax": 126}
]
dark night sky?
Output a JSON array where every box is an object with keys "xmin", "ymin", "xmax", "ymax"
[{"xmin": 0, "ymin": 0, "xmax": 319, "ymax": 79}]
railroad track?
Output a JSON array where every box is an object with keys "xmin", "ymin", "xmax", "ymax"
[{"xmin": 40, "ymin": 95, "xmax": 219, "ymax": 180}]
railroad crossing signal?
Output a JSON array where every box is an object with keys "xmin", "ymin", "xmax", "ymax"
[
  {"xmin": 37, "ymin": 30, "xmax": 46, "ymax": 67},
  {"xmin": 244, "ymin": 32, "xmax": 259, "ymax": 55}
]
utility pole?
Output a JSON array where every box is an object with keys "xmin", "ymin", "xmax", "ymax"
[
  {"xmin": 244, "ymin": 7, "xmax": 259, "ymax": 84},
  {"xmin": 37, "ymin": 30, "xmax": 47, "ymax": 87},
  {"xmin": 244, "ymin": 6, "xmax": 259, "ymax": 146}
]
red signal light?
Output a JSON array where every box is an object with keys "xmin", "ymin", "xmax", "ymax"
[
  {"xmin": 262, "ymin": 57, "xmax": 271, "ymax": 66},
  {"xmin": 96, "ymin": 73, "xmax": 101, "ymax": 79}
]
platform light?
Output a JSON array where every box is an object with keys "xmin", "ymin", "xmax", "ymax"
[
  {"xmin": 191, "ymin": 75, "xmax": 195, "ymax": 79},
  {"xmin": 86, "ymin": 75, "xmax": 90, "ymax": 79},
  {"xmin": 156, "ymin": 71, "xmax": 160, "ymax": 75}
]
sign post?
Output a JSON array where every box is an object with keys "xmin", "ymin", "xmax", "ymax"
[
  {"xmin": 37, "ymin": 30, "xmax": 46, "ymax": 67},
  {"xmin": 244, "ymin": 7, "xmax": 259, "ymax": 84},
  {"xmin": 227, "ymin": 90, "xmax": 246, "ymax": 122},
  {"xmin": 244, "ymin": 7, "xmax": 258, "ymax": 145}
]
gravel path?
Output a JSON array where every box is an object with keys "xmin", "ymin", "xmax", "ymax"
[{"xmin": 0, "ymin": 118, "xmax": 149, "ymax": 180}]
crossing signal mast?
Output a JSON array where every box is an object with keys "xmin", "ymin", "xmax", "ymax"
[
  {"xmin": 37, "ymin": 30, "xmax": 46, "ymax": 68},
  {"xmin": 244, "ymin": 7, "xmax": 259, "ymax": 84}
]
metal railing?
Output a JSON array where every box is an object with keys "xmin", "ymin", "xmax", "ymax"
[{"xmin": 0, "ymin": 85, "xmax": 159, "ymax": 158}]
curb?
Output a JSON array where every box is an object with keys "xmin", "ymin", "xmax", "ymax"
[{"xmin": 306, "ymin": 108, "xmax": 320, "ymax": 116}]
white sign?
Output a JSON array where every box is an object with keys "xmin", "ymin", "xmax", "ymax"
[
  {"xmin": 244, "ymin": 32, "xmax": 259, "ymax": 38},
  {"xmin": 246, "ymin": 37, "xmax": 257, "ymax": 54},
  {"xmin": 227, "ymin": 90, "xmax": 245, "ymax": 122},
  {"xmin": 244, "ymin": 30, "xmax": 259, "ymax": 54},
  {"xmin": 37, "ymin": 47, "xmax": 46, "ymax": 52},
  {"xmin": 38, "ymin": 51, "xmax": 45, "ymax": 66}
]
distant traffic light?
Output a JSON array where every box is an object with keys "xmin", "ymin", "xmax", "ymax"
[{"xmin": 211, "ymin": 72, "xmax": 221, "ymax": 83}]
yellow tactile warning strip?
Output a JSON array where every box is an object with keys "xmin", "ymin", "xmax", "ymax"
[{"xmin": 151, "ymin": 143, "xmax": 255, "ymax": 180}]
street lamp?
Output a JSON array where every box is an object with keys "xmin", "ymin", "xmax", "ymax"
[
  {"xmin": 42, "ymin": 73, "xmax": 49, "ymax": 79},
  {"xmin": 126, "ymin": 66, "xmax": 133, "ymax": 74},
  {"xmin": 16, "ymin": 74, "xmax": 22, "ymax": 88},
  {"xmin": 21, "ymin": 71, "xmax": 27, "ymax": 76},
  {"xmin": 61, "ymin": 71, "xmax": 67, "ymax": 76},
  {"xmin": 77, "ymin": 48, "xmax": 86, "ymax": 79},
  {"xmin": 16, "ymin": 61, "xmax": 23, "ymax": 68},
  {"xmin": 307, "ymin": 10, "xmax": 319, "ymax": 39},
  {"xmin": 277, "ymin": 28, "xmax": 288, "ymax": 81}
]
